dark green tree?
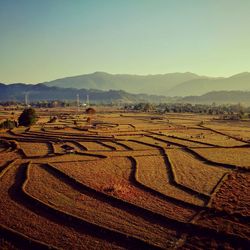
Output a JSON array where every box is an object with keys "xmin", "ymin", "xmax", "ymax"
[
  {"xmin": 18, "ymin": 108, "xmax": 37, "ymax": 127},
  {"xmin": 0, "ymin": 119, "xmax": 17, "ymax": 129}
]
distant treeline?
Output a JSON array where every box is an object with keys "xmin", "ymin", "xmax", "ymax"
[
  {"xmin": 1, "ymin": 100, "xmax": 250, "ymax": 119},
  {"xmin": 125, "ymin": 102, "xmax": 250, "ymax": 120}
]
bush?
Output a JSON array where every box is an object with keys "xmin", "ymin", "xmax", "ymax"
[
  {"xmin": 86, "ymin": 107, "xmax": 96, "ymax": 115},
  {"xmin": 18, "ymin": 108, "xmax": 37, "ymax": 127},
  {"xmin": 0, "ymin": 119, "xmax": 17, "ymax": 129}
]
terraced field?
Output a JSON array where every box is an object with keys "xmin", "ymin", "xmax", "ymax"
[{"xmin": 0, "ymin": 109, "xmax": 249, "ymax": 249}]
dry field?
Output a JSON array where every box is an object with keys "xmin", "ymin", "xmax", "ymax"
[{"xmin": 0, "ymin": 108, "xmax": 249, "ymax": 249}]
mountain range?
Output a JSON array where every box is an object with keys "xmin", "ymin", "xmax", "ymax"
[
  {"xmin": 0, "ymin": 83, "xmax": 172, "ymax": 103},
  {"xmin": 1, "ymin": 83, "xmax": 250, "ymax": 105},
  {"xmin": 43, "ymin": 71, "xmax": 250, "ymax": 96},
  {"xmin": 1, "ymin": 71, "xmax": 250, "ymax": 105}
]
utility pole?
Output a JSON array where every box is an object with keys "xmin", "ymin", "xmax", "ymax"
[
  {"xmin": 76, "ymin": 94, "xmax": 80, "ymax": 113},
  {"xmin": 25, "ymin": 92, "xmax": 29, "ymax": 107},
  {"xmin": 86, "ymin": 94, "xmax": 89, "ymax": 107}
]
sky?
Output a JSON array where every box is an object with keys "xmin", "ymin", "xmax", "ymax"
[{"xmin": 0, "ymin": 0, "xmax": 250, "ymax": 83}]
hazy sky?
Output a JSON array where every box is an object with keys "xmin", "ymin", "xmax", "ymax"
[{"xmin": 0, "ymin": 0, "xmax": 250, "ymax": 83}]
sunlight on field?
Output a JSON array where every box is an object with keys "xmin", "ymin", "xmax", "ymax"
[{"xmin": 0, "ymin": 108, "xmax": 249, "ymax": 249}]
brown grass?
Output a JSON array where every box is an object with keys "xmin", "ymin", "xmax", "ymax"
[
  {"xmin": 209, "ymin": 172, "xmax": 250, "ymax": 217},
  {"xmin": 19, "ymin": 142, "xmax": 50, "ymax": 157},
  {"xmin": 193, "ymin": 148, "xmax": 250, "ymax": 169},
  {"xmin": 0, "ymin": 109, "xmax": 249, "ymax": 248},
  {"xmin": 25, "ymin": 163, "xmax": 179, "ymax": 248},
  {"xmin": 0, "ymin": 162, "xmax": 120, "ymax": 249},
  {"xmin": 166, "ymin": 149, "xmax": 228, "ymax": 195},
  {"xmin": 78, "ymin": 141, "xmax": 112, "ymax": 151},
  {"xmin": 52, "ymin": 157, "xmax": 196, "ymax": 222},
  {"xmin": 134, "ymin": 155, "xmax": 205, "ymax": 206},
  {"xmin": 164, "ymin": 128, "xmax": 246, "ymax": 147}
]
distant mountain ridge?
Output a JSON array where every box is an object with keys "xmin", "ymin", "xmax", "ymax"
[
  {"xmin": 181, "ymin": 90, "xmax": 250, "ymax": 105},
  {"xmin": 43, "ymin": 71, "xmax": 250, "ymax": 96},
  {"xmin": 1, "ymin": 83, "xmax": 250, "ymax": 105},
  {"xmin": 43, "ymin": 71, "xmax": 203, "ymax": 95},
  {"xmin": 0, "ymin": 83, "xmax": 172, "ymax": 103},
  {"xmin": 168, "ymin": 72, "xmax": 250, "ymax": 96}
]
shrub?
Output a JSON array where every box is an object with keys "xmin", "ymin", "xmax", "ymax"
[
  {"xmin": 18, "ymin": 108, "xmax": 37, "ymax": 127},
  {"xmin": 86, "ymin": 107, "xmax": 96, "ymax": 115},
  {"xmin": 0, "ymin": 119, "xmax": 17, "ymax": 129}
]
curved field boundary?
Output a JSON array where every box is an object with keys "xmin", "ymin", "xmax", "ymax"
[
  {"xmin": 18, "ymin": 142, "xmax": 55, "ymax": 158},
  {"xmin": 21, "ymin": 163, "xmax": 163, "ymax": 250},
  {"xmin": 145, "ymin": 133, "xmax": 211, "ymax": 148},
  {"xmin": 145, "ymin": 134, "xmax": 249, "ymax": 172},
  {"xmin": 0, "ymin": 223, "xmax": 58, "ymax": 250},
  {"xmin": 94, "ymin": 122, "xmax": 119, "ymax": 128},
  {"xmin": 207, "ymin": 173, "xmax": 230, "ymax": 205},
  {"xmin": 167, "ymin": 135, "xmax": 220, "ymax": 147},
  {"xmin": 98, "ymin": 141, "xmax": 118, "ymax": 151},
  {"xmin": 17, "ymin": 131, "xmax": 114, "ymax": 143},
  {"xmin": 168, "ymin": 135, "xmax": 248, "ymax": 148},
  {"xmin": 1, "ymin": 135, "xmax": 62, "ymax": 144},
  {"xmin": 129, "ymin": 139, "xmax": 165, "ymax": 150},
  {"xmin": 143, "ymin": 134, "xmax": 185, "ymax": 148},
  {"xmin": 200, "ymin": 125, "xmax": 250, "ymax": 144},
  {"xmin": 113, "ymin": 141, "xmax": 134, "ymax": 150},
  {"xmin": 66, "ymin": 140, "xmax": 88, "ymax": 151},
  {"xmin": 183, "ymin": 148, "xmax": 249, "ymax": 172},
  {"xmin": 0, "ymin": 159, "xmax": 18, "ymax": 178},
  {"xmin": 162, "ymin": 151, "xmax": 210, "ymax": 201},
  {"xmin": 42, "ymin": 163, "xmax": 191, "ymax": 229},
  {"xmin": 25, "ymin": 130, "xmax": 114, "ymax": 140},
  {"xmin": 74, "ymin": 151, "xmax": 107, "ymax": 159},
  {"xmin": 85, "ymin": 140, "xmax": 115, "ymax": 151},
  {"xmin": 131, "ymin": 156, "xmax": 205, "ymax": 209},
  {"xmin": 97, "ymin": 141, "xmax": 117, "ymax": 151},
  {"xmin": 128, "ymin": 123, "xmax": 136, "ymax": 129},
  {"xmin": 15, "ymin": 145, "xmax": 107, "ymax": 160},
  {"xmin": 128, "ymin": 141, "xmax": 209, "ymax": 202},
  {"xmin": 130, "ymin": 156, "xmax": 249, "ymax": 224},
  {"xmin": 38, "ymin": 162, "xmax": 250, "ymax": 248}
]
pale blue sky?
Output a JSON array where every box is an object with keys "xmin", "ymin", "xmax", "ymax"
[{"xmin": 0, "ymin": 0, "xmax": 250, "ymax": 83}]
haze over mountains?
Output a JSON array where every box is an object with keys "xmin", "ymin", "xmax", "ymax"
[
  {"xmin": 1, "ymin": 71, "xmax": 250, "ymax": 105},
  {"xmin": 43, "ymin": 71, "xmax": 250, "ymax": 96},
  {"xmin": 0, "ymin": 83, "xmax": 171, "ymax": 103}
]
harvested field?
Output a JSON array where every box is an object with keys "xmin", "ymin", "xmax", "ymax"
[
  {"xmin": 209, "ymin": 172, "xmax": 250, "ymax": 217},
  {"xmin": 0, "ymin": 108, "xmax": 249, "ymax": 249},
  {"xmin": 135, "ymin": 155, "xmax": 205, "ymax": 206},
  {"xmin": 166, "ymin": 149, "xmax": 228, "ymax": 195},
  {"xmin": 164, "ymin": 128, "xmax": 246, "ymax": 147},
  {"xmin": 193, "ymin": 148, "xmax": 250, "ymax": 169},
  {"xmin": 25, "ymin": 163, "xmax": 179, "ymax": 249},
  {"xmin": 18, "ymin": 142, "xmax": 51, "ymax": 157},
  {"xmin": 52, "ymin": 158, "xmax": 197, "ymax": 222},
  {"xmin": 78, "ymin": 141, "xmax": 112, "ymax": 151}
]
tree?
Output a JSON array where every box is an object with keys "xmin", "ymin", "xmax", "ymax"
[
  {"xmin": 18, "ymin": 108, "xmax": 37, "ymax": 127},
  {"xmin": 0, "ymin": 119, "xmax": 17, "ymax": 129},
  {"xmin": 86, "ymin": 107, "xmax": 96, "ymax": 115}
]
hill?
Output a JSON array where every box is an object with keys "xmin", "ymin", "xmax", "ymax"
[
  {"xmin": 168, "ymin": 72, "xmax": 250, "ymax": 96},
  {"xmin": 0, "ymin": 83, "xmax": 172, "ymax": 103},
  {"xmin": 43, "ymin": 71, "xmax": 250, "ymax": 96},
  {"xmin": 43, "ymin": 71, "xmax": 202, "ymax": 95},
  {"xmin": 181, "ymin": 90, "xmax": 250, "ymax": 105},
  {"xmin": 1, "ymin": 83, "xmax": 249, "ymax": 106}
]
